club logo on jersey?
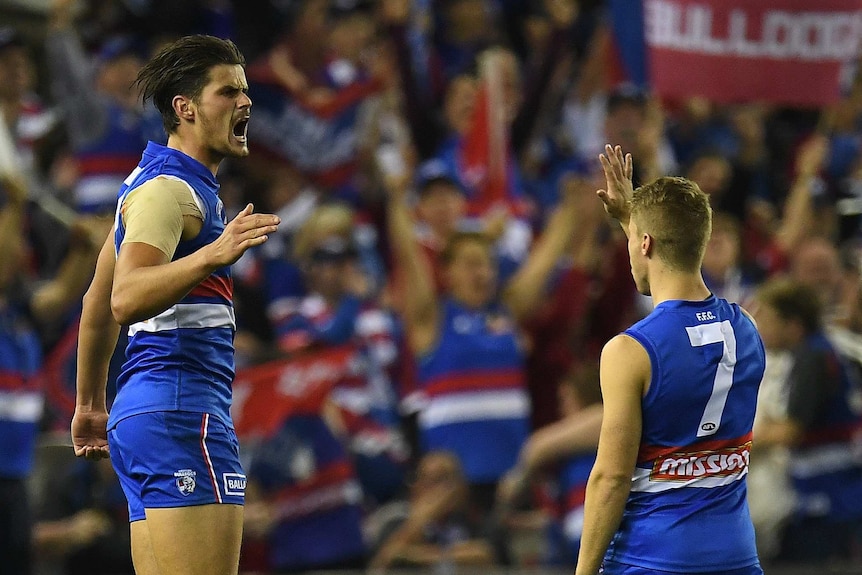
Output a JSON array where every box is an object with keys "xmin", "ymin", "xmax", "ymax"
[
  {"xmin": 223, "ymin": 473, "xmax": 247, "ymax": 496},
  {"xmin": 174, "ymin": 469, "xmax": 197, "ymax": 496},
  {"xmin": 650, "ymin": 441, "xmax": 751, "ymax": 481}
]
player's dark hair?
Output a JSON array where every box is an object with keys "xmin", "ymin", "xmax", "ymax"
[
  {"xmin": 631, "ymin": 176, "xmax": 713, "ymax": 272},
  {"xmin": 135, "ymin": 35, "xmax": 245, "ymax": 135},
  {"xmin": 755, "ymin": 278, "xmax": 822, "ymax": 334}
]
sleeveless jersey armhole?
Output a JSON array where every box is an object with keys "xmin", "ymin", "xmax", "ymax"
[{"xmin": 624, "ymin": 329, "xmax": 660, "ymax": 401}]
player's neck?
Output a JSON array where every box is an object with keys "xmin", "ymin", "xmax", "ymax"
[
  {"xmin": 166, "ymin": 134, "xmax": 222, "ymax": 176},
  {"xmin": 648, "ymin": 267, "xmax": 712, "ymax": 307}
]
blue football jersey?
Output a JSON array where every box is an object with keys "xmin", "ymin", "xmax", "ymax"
[
  {"xmin": 109, "ymin": 142, "xmax": 235, "ymax": 428},
  {"xmin": 606, "ymin": 295, "xmax": 765, "ymax": 572}
]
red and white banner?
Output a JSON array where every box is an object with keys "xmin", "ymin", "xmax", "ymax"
[
  {"xmin": 230, "ymin": 346, "xmax": 356, "ymax": 440},
  {"xmin": 645, "ymin": 0, "xmax": 862, "ymax": 106}
]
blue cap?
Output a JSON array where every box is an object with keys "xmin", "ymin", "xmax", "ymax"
[
  {"xmin": 96, "ymin": 36, "xmax": 142, "ymax": 65},
  {"xmin": 415, "ymin": 159, "xmax": 462, "ymax": 194}
]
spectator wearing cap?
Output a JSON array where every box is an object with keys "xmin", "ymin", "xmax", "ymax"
[
  {"xmin": 45, "ymin": 0, "xmax": 153, "ymax": 214},
  {"xmin": 385, "ymin": 167, "xmax": 590, "ymax": 515},
  {"xmin": 264, "ymin": 203, "xmax": 408, "ymax": 505},
  {"xmin": 409, "ymin": 159, "xmax": 468, "ymax": 292}
]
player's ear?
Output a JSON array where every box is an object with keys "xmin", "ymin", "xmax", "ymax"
[
  {"xmin": 641, "ymin": 233, "xmax": 652, "ymax": 256},
  {"xmin": 173, "ymin": 95, "xmax": 194, "ymax": 122}
]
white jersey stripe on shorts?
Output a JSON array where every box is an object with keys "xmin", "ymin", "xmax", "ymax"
[{"xmin": 200, "ymin": 414, "xmax": 222, "ymax": 504}]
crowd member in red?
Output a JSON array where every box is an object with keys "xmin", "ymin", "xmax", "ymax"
[{"xmin": 522, "ymin": 172, "xmax": 637, "ymax": 428}]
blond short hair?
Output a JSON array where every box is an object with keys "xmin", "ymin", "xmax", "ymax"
[{"xmin": 631, "ymin": 176, "xmax": 712, "ymax": 272}]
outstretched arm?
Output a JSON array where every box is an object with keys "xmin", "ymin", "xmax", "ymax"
[
  {"xmin": 575, "ymin": 334, "xmax": 647, "ymax": 575},
  {"xmin": 72, "ymin": 232, "xmax": 120, "ymax": 460},
  {"xmin": 502, "ymin": 175, "xmax": 591, "ymax": 323},
  {"xmin": 774, "ymin": 135, "xmax": 827, "ymax": 254},
  {"xmin": 385, "ymin": 175, "xmax": 439, "ymax": 355},
  {"xmin": 498, "ymin": 403, "xmax": 603, "ymax": 506},
  {"xmin": 31, "ymin": 216, "xmax": 107, "ymax": 324}
]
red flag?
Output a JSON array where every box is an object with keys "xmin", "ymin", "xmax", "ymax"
[
  {"xmin": 231, "ymin": 346, "xmax": 356, "ymax": 440},
  {"xmin": 459, "ymin": 55, "xmax": 509, "ymax": 215}
]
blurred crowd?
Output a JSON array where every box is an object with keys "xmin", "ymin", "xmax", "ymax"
[{"xmin": 2, "ymin": 0, "xmax": 862, "ymax": 573}]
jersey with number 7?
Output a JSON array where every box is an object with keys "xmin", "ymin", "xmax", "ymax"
[{"xmin": 607, "ymin": 294, "xmax": 765, "ymax": 572}]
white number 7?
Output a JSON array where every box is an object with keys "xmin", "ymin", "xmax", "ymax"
[{"xmin": 686, "ymin": 321, "xmax": 737, "ymax": 437}]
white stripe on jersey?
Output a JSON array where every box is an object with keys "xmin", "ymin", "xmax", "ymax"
[
  {"xmin": 790, "ymin": 444, "xmax": 862, "ymax": 479},
  {"xmin": 128, "ymin": 303, "xmax": 236, "ymax": 336},
  {"xmin": 630, "ymin": 465, "xmax": 748, "ymax": 493},
  {"xmin": 0, "ymin": 391, "xmax": 44, "ymax": 423},
  {"xmin": 76, "ymin": 175, "xmax": 125, "ymax": 207},
  {"xmin": 418, "ymin": 389, "xmax": 530, "ymax": 428},
  {"xmin": 122, "ymin": 166, "xmax": 143, "ymax": 186}
]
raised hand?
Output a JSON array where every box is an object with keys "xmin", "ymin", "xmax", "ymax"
[
  {"xmin": 795, "ymin": 134, "xmax": 829, "ymax": 178},
  {"xmin": 205, "ymin": 204, "xmax": 279, "ymax": 268},
  {"xmin": 71, "ymin": 406, "xmax": 110, "ymax": 460},
  {"xmin": 597, "ymin": 144, "xmax": 634, "ymax": 224}
]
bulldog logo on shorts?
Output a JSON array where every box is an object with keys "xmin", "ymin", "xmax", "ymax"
[{"xmin": 174, "ymin": 469, "xmax": 197, "ymax": 496}]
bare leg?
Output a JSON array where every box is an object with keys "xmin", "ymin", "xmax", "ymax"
[
  {"xmin": 144, "ymin": 504, "xmax": 243, "ymax": 575},
  {"xmin": 130, "ymin": 520, "xmax": 160, "ymax": 575}
]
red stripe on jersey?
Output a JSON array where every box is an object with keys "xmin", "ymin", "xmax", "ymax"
[
  {"xmin": 800, "ymin": 421, "xmax": 862, "ymax": 447},
  {"xmin": 0, "ymin": 372, "xmax": 27, "ymax": 391},
  {"xmin": 189, "ymin": 275, "xmax": 233, "ymax": 301},
  {"xmin": 77, "ymin": 155, "xmax": 140, "ymax": 176},
  {"xmin": 638, "ymin": 432, "xmax": 753, "ymax": 464},
  {"xmin": 424, "ymin": 368, "xmax": 524, "ymax": 397}
]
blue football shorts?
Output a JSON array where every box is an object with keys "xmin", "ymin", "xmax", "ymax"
[
  {"xmin": 109, "ymin": 411, "xmax": 246, "ymax": 522},
  {"xmin": 600, "ymin": 561, "xmax": 764, "ymax": 575}
]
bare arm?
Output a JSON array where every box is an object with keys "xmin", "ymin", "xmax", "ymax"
[
  {"xmin": 753, "ymin": 417, "xmax": 803, "ymax": 448},
  {"xmin": 370, "ymin": 484, "xmax": 462, "ymax": 569},
  {"xmin": 111, "ymin": 202, "xmax": 279, "ymax": 325},
  {"xmin": 30, "ymin": 217, "xmax": 108, "ymax": 323},
  {"xmin": 72, "ymin": 232, "xmax": 121, "ymax": 459},
  {"xmin": 0, "ymin": 176, "xmax": 27, "ymax": 283},
  {"xmin": 774, "ymin": 135, "xmax": 827, "ymax": 254},
  {"xmin": 521, "ymin": 403, "xmax": 602, "ymax": 473},
  {"xmin": 385, "ymin": 175, "xmax": 438, "ymax": 355},
  {"xmin": 502, "ymin": 175, "xmax": 587, "ymax": 322},
  {"xmin": 45, "ymin": 0, "xmax": 108, "ymax": 148},
  {"xmin": 575, "ymin": 334, "xmax": 648, "ymax": 575},
  {"xmin": 498, "ymin": 404, "xmax": 602, "ymax": 506}
]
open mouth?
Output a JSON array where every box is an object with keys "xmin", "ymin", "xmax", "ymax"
[{"xmin": 232, "ymin": 117, "xmax": 249, "ymax": 143}]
